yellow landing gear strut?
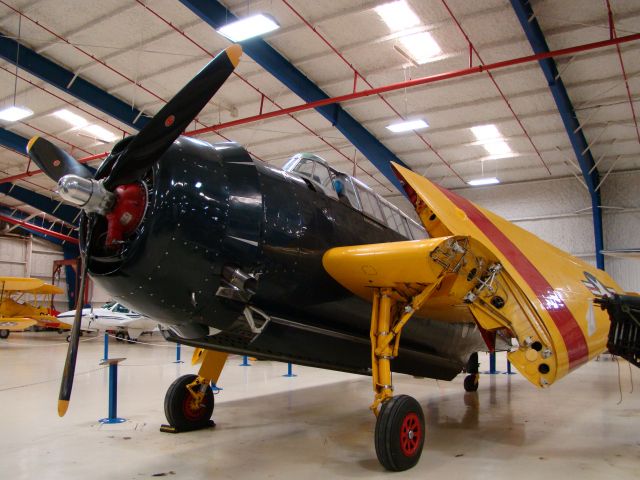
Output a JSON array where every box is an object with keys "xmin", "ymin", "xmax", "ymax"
[
  {"xmin": 369, "ymin": 281, "xmax": 443, "ymax": 472},
  {"xmin": 160, "ymin": 348, "xmax": 228, "ymax": 433}
]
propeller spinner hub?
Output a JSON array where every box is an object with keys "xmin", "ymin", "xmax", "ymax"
[{"xmin": 57, "ymin": 175, "xmax": 115, "ymax": 215}]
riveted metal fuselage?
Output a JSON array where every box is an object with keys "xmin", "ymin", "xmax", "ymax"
[{"xmin": 85, "ymin": 137, "xmax": 486, "ymax": 378}]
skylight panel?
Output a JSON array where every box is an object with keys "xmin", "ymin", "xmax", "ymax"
[
  {"xmin": 82, "ymin": 124, "xmax": 118, "ymax": 142},
  {"xmin": 53, "ymin": 109, "xmax": 88, "ymax": 128},
  {"xmin": 386, "ymin": 119, "xmax": 429, "ymax": 132},
  {"xmin": 374, "ymin": 1, "xmax": 421, "ymax": 32},
  {"xmin": 398, "ymin": 31, "xmax": 442, "ymax": 64},
  {"xmin": 470, "ymin": 124, "xmax": 501, "ymax": 142},
  {"xmin": 217, "ymin": 14, "xmax": 280, "ymax": 42},
  {"xmin": 0, "ymin": 106, "xmax": 33, "ymax": 122}
]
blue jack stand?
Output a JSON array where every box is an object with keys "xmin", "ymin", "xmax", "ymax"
[
  {"xmin": 99, "ymin": 357, "xmax": 126, "ymax": 424},
  {"xmin": 101, "ymin": 332, "xmax": 109, "ymax": 361},
  {"xmin": 211, "ymin": 382, "xmax": 223, "ymax": 393},
  {"xmin": 239, "ymin": 355, "xmax": 251, "ymax": 366},
  {"xmin": 503, "ymin": 360, "xmax": 517, "ymax": 375},
  {"xmin": 282, "ymin": 362, "xmax": 296, "ymax": 377},
  {"xmin": 173, "ymin": 343, "xmax": 183, "ymax": 364},
  {"xmin": 482, "ymin": 352, "xmax": 500, "ymax": 374}
]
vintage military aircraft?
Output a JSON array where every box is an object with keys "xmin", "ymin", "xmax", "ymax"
[
  {"xmin": 0, "ymin": 276, "xmax": 70, "ymax": 338},
  {"xmin": 25, "ymin": 44, "xmax": 637, "ymax": 471},
  {"xmin": 57, "ymin": 301, "xmax": 158, "ymax": 342}
]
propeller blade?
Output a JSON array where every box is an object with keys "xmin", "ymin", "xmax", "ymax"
[
  {"xmin": 26, "ymin": 136, "xmax": 94, "ymax": 182},
  {"xmin": 104, "ymin": 44, "xmax": 242, "ymax": 189},
  {"xmin": 58, "ymin": 254, "xmax": 90, "ymax": 416}
]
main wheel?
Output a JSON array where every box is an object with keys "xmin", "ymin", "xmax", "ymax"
[
  {"xmin": 115, "ymin": 332, "xmax": 125, "ymax": 342},
  {"xmin": 0, "ymin": 329, "xmax": 10, "ymax": 339},
  {"xmin": 164, "ymin": 374, "xmax": 214, "ymax": 430},
  {"xmin": 464, "ymin": 374, "xmax": 479, "ymax": 392},
  {"xmin": 375, "ymin": 395, "xmax": 425, "ymax": 471}
]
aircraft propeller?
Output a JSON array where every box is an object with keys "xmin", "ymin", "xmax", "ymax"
[{"xmin": 25, "ymin": 44, "xmax": 243, "ymax": 416}]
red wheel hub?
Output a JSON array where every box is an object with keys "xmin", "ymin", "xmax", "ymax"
[
  {"xmin": 182, "ymin": 395, "xmax": 205, "ymax": 421},
  {"xmin": 399, "ymin": 412, "xmax": 422, "ymax": 456}
]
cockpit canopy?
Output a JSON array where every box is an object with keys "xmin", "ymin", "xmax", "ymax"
[{"xmin": 283, "ymin": 152, "xmax": 426, "ymax": 240}]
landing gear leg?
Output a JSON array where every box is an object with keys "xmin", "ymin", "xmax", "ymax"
[
  {"xmin": 370, "ymin": 288, "xmax": 431, "ymax": 471},
  {"xmin": 464, "ymin": 352, "xmax": 479, "ymax": 392},
  {"xmin": 161, "ymin": 348, "xmax": 228, "ymax": 433}
]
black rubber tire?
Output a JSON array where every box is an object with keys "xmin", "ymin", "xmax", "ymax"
[
  {"xmin": 464, "ymin": 374, "xmax": 479, "ymax": 392},
  {"xmin": 125, "ymin": 334, "xmax": 135, "ymax": 344},
  {"xmin": 0, "ymin": 329, "xmax": 10, "ymax": 339},
  {"xmin": 164, "ymin": 374, "xmax": 214, "ymax": 430},
  {"xmin": 115, "ymin": 332, "xmax": 125, "ymax": 342},
  {"xmin": 375, "ymin": 395, "xmax": 425, "ymax": 471}
]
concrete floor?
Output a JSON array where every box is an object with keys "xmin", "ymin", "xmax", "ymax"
[{"xmin": 0, "ymin": 332, "xmax": 638, "ymax": 479}]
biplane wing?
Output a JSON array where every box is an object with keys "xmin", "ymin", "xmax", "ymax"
[
  {"xmin": 0, "ymin": 277, "xmax": 45, "ymax": 292},
  {"xmin": 323, "ymin": 163, "xmax": 625, "ymax": 389},
  {"xmin": 0, "ymin": 317, "xmax": 38, "ymax": 331}
]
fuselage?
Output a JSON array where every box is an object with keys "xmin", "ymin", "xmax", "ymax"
[{"xmin": 84, "ymin": 137, "xmax": 490, "ymax": 379}]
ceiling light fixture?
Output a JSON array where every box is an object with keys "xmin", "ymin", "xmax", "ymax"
[
  {"xmin": 471, "ymin": 124, "xmax": 513, "ymax": 156},
  {"xmin": 82, "ymin": 124, "xmax": 118, "ymax": 142},
  {"xmin": 217, "ymin": 14, "xmax": 280, "ymax": 42},
  {"xmin": 53, "ymin": 109, "xmax": 88, "ymax": 127},
  {"xmin": 0, "ymin": 105, "xmax": 33, "ymax": 122},
  {"xmin": 374, "ymin": 0, "xmax": 421, "ymax": 32},
  {"xmin": 398, "ymin": 31, "xmax": 442, "ymax": 64},
  {"xmin": 386, "ymin": 119, "xmax": 429, "ymax": 132},
  {"xmin": 467, "ymin": 177, "xmax": 500, "ymax": 186}
]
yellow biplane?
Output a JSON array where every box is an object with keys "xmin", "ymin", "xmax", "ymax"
[{"xmin": 0, "ymin": 277, "xmax": 70, "ymax": 339}]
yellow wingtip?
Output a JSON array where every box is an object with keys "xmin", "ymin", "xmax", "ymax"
[
  {"xmin": 58, "ymin": 399, "xmax": 69, "ymax": 417},
  {"xmin": 26, "ymin": 135, "xmax": 39, "ymax": 153},
  {"xmin": 226, "ymin": 44, "xmax": 243, "ymax": 67}
]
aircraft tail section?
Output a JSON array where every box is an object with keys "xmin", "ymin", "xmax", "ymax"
[{"xmin": 392, "ymin": 163, "xmax": 626, "ymax": 387}]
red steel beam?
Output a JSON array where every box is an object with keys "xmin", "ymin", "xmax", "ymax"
[
  {"xmin": 0, "ymin": 213, "xmax": 79, "ymax": 244},
  {"xmin": 280, "ymin": 0, "xmax": 463, "ymax": 182},
  {"xmin": 441, "ymin": 0, "xmax": 551, "ymax": 174},
  {"xmin": 135, "ymin": 0, "xmax": 391, "ymax": 191},
  {"xmin": 187, "ymin": 32, "xmax": 640, "ymax": 137}
]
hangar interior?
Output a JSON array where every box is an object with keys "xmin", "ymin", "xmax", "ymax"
[{"xmin": 0, "ymin": 0, "xmax": 639, "ymax": 478}]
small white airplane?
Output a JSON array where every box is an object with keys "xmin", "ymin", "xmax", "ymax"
[{"xmin": 57, "ymin": 301, "xmax": 158, "ymax": 342}]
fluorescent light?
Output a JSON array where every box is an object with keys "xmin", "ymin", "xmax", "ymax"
[
  {"xmin": 82, "ymin": 124, "xmax": 118, "ymax": 142},
  {"xmin": 53, "ymin": 109, "xmax": 88, "ymax": 127},
  {"xmin": 375, "ymin": 1, "xmax": 420, "ymax": 32},
  {"xmin": 386, "ymin": 119, "xmax": 429, "ymax": 132},
  {"xmin": 399, "ymin": 31, "xmax": 442, "ymax": 64},
  {"xmin": 467, "ymin": 177, "xmax": 500, "ymax": 186},
  {"xmin": 217, "ymin": 14, "xmax": 279, "ymax": 42},
  {"xmin": 471, "ymin": 124, "xmax": 501, "ymax": 141},
  {"xmin": 0, "ymin": 106, "xmax": 33, "ymax": 122}
]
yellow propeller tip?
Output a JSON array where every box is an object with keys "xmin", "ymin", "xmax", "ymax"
[
  {"xmin": 58, "ymin": 399, "xmax": 69, "ymax": 417},
  {"xmin": 26, "ymin": 135, "xmax": 39, "ymax": 153},
  {"xmin": 226, "ymin": 44, "xmax": 243, "ymax": 67}
]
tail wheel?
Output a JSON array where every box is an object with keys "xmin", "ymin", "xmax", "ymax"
[
  {"xmin": 464, "ymin": 374, "xmax": 479, "ymax": 392},
  {"xmin": 375, "ymin": 395, "xmax": 425, "ymax": 471},
  {"xmin": 164, "ymin": 374, "xmax": 214, "ymax": 430},
  {"xmin": 0, "ymin": 329, "xmax": 9, "ymax": 339}
]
